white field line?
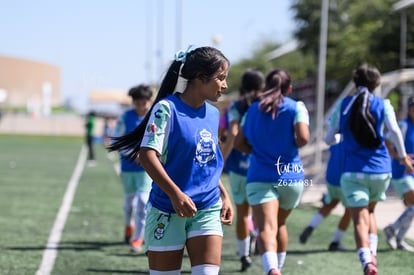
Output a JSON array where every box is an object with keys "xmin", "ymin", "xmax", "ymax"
[{"xmin": 35, "ymin": 145, "xmax": 87, "ymax": 275}]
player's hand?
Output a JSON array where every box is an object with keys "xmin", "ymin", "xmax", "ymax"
[
  {"xmin": 401, "ymin": 154, "xmax": 414, "ymax": 174},
  {"xmin": 220, "ymin": 197, "xmax": 233, "ymax": 225},
  {"xmin": 171, "ymin": 191, "xmax": 197, "ymax": 218}
]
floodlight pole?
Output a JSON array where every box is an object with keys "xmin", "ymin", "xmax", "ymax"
[{"xmin": 314, "ymin": 0, "xmax": 329, "ymax": 170}]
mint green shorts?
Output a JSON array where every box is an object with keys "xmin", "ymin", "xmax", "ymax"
[
  {"xmin": 246, "ymin": 181, "xmax": 304, "ymax": 210},
  {"xmin": 391, "ymin": 176, "xmax": 414, "ymax": 199},
  {"xmin": 144, "ymin": 201, "xmax": 223, "ymax": 252},
  {"xmin": 120, "ymin": 171, "xmax": 152, "ymax": 194},
  {"xmin": 324, "ymin": 183, "xmax": 349, "ymax": 207},
  {"xmin": 340, "ymin": 172, "xmax": 391, "ymax": 207},
  {"xmin": 229, "ymin": 171, "xmax": 248, "ymax": 205}
]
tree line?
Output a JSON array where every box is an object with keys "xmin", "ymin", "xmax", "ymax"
[{"xmin": 226, "ymin": 0, "xmax": 414, "ymax": 105}]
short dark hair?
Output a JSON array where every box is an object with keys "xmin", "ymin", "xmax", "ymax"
[
  {"xmin": 128, "ymin": 84, "xmax": 153, "ymax": 100},
  {"xmin": 352, "ymin": 63, "xmax": 381, "ymax": 92},
  {"xmin": 239, "ymin": 68, "xmax": 264, "ymax": 96}
]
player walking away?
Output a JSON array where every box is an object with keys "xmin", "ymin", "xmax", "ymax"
[
  {"xmin": 325, "ymin": 63, "xmax": 414, "ymax": 275},
  {"xmin": 219, "ymin": 68, "xmax": 265, "ymax": 271},
  {"xmin": 112, "ymin": 84, "xmax": 153, "ymax": 253},
  {"xmin": 235, "ymin": 68, "xmax": 310, "ymax": 275}
]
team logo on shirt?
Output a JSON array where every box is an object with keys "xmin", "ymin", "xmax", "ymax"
[
  {"xmin": 195, "ymin": 129, "xmax": 216, "ymax": 164},
  {"xmin": 146, "ymin": 107, "xmax": 164, "ymax": 135},
  {"xmin": 154, "ymin": 223, "xmax": 165, "ymax": 240},
  {"xmin": 146, "ymin": 122, "xmax": 157, "ymax": 133}
]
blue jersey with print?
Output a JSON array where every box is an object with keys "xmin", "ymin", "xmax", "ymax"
[
  {"xmin": 118, "ymin": 109, "xmax": 145, "ymax": 172},
  {"xmin": 339, "ymin": 95, "xmax": 391, "ymax": 174},
  {"xmin": 144, "ymin": 95, "xmax": 223, "ymax": 213},
  {"xmin": 243, "ymin": 98, "xmax": 304, "ymax": 183},
  {"xmin": 392, "ymin": 118, "xmax": 414, "ymax": 179},
  {"xmin": 326, "ymin": 142, "xmax": 344, "ymax": 186}
]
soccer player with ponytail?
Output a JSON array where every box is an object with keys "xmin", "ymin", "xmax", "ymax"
[
  {"xmin": 109, "ymin": 46, "xmax": 233, "ymax": 275},
  {"xmin": 325, "ymin": 63, "xmax": 414, "ymax": 275}
]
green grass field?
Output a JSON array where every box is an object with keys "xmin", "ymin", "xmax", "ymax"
[{"xmin": 1, "ymin": 134, "xmax": 413, "ymax": 275}]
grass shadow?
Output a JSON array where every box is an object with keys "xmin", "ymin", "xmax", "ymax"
[
  {"xmin": 288, "ymin": 248, "xmax": 355, "ymax": 255},
  {"xmin": 3, "ymin": 240, "xmax": 126, "ymax": 252},
  {"xmin": 86, "ymin": 268, "xmax": 147, "ymax": 274}
]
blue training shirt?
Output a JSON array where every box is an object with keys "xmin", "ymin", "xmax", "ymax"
[
  {"xmin": 339, "ymin": 95, "xmax": 391, "ymax": 174},
  {"xmin": 141, "ymin": 94, "xmax": 224, "ymax": 213},
  {"xmin": 242, "ymin": 97, "xmax": 308, "ymax": 183},
  {"xmin": 113, "ymin": 109, "xmax": 146, "ymax": 172},
  {"xmin": 326, "ymin": 141, "xmax": 345, "ymax": 186},
  {"xmin": 392, "ymin": 118, "xmax": 414, "ymax": 179}
]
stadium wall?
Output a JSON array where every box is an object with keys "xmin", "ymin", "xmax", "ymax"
[{"xmin": 0, "ymin": 55, "xmax": 61, "ymax": 109}]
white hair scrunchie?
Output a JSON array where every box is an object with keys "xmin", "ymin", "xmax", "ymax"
[
  {"xmin": 173, "ymin": 45, "xmax": 196, "ymax": 94},
  {"xmin": 342, "ymin": 86, "xmax": 377, "ymax": 138}
]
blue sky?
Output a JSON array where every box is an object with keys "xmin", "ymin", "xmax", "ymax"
[{"xmin": 0, "ymin": 0, "xmax": 296, "ymax": 112}]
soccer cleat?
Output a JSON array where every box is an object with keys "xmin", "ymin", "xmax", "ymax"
[
  {"xmin": 383, "ymin": 225, "xmax": 397, "ymax": 250},
  {"xmin": 124, "ymin": 225, "xmax": 134, "ymax": 244},
  {"xmin": 130, "ymin": 239, "xmax": 144, "ymax": 253},
  {"xmin": 299, "ymin": 226, "xmax": 314, "ymax": 244},
  {"xmin": 363, "ymin": 262, "xmax": 378, "ymax": 275},
  {"xmin": 397, "ymin": 240, "xmax": 414, "ymax": 252},
  {"xmin": 240, "ymin": 255, "xmax": 252, "ymax": 271},
  {"xmin": 328, "ymin": 241, "xmax": 347, "ymax": 251},
  {"xmin": 267, "ymin": 269, "xmax": 282, "ymax": 275}
]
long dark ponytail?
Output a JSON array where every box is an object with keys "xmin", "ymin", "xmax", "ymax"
[
  {"xmin": 348, "ymin": 63, "xmax": 381, "ymax": 148},
  {"xmin": 258, "ymin": 69, "xmax": 291, "ymax": 119},
  {"xmin": 107, "ymin": 61, "xmax": 181, "ymax": 159}
]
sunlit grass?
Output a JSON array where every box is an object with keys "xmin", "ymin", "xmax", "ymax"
[{"xmin": 0, "ymin": 134, "xmax": 413, "ymax": 275}]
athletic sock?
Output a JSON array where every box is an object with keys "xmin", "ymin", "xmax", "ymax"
[
  {"xmin": 132, "ymin": 192, "xmax": 149, "ymax": 240},
  {"xmin": 237, "ymin": 236, "xmax": 251, "ymax": 257},
  {"xmin": 149, "ymin": 269, "xmax": 181, "ymax": 275},
  {"xmin": 191, "ymin": 264, "xmax": 220, "ymax": 275},
  {"xmin": 369, "ymin": 233, "xmax": 378, "ymax": 256},
  {"xmin": 277, "ymin": 252, "xmax": 286, "ymax": 271},
  {"xmin": 357, "ymin": 247, "xmax": 372, "ymax": 268},
  {"xmin": 261, "ymin": 251, "xmax": 278, "ymax": 273},
  {"xmin": 331, "ymin": 228, "xmax": 345, "ymax": 243},
  {"xmin": 309, "ymin": 212, "xmax": 324, "ymax": 228},
  {"xmin": 124, "ymin": 193, "xmax": 135, "ymax": 225},
  {"xmin": 394, "ymin": 205, "xmax": 414, "ymax": 239}
]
